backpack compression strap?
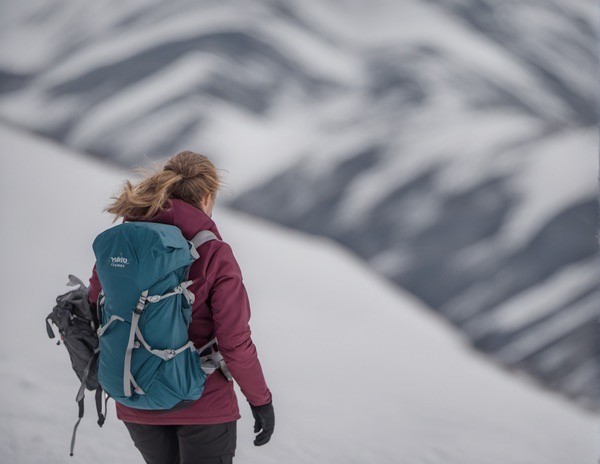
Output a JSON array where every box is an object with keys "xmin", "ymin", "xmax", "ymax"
[{"xmin": 123, "ymin": 291, "xmax": 149, "ymax": 397}]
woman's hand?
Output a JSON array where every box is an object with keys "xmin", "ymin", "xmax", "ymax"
[{"xmin": 249, "ymin": 401, "xmax": 275, "ymax": 446}]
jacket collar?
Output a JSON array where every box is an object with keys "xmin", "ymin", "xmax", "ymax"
[{"xmin": 124, "ymin": 198, "xmax": 223, "ymax": 241}]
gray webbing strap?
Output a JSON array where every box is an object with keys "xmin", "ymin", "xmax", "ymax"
[
  {"xmin": 147, "ymin": 281, "xmax": 195, "ymax": 305},
  {"xmin": 200, "ymin": 349, "xmax": 233, "ymax": 381},
  {"xmin": 134, "ymin": 326, "xmax": 195, "ymax": 361},
  {"xmin": 196, "ymin": 337, "xmax": 218, "ymax": 355},
  {"xmin": 196, "ymin": 338, "xmax": 233, "ymax": 381},
  {"xmin": 97, "ymin": 315, "xmax": 124, "ymax": 337},
  {"xmin": 129, "ymin": 373, "xmax": 144, "ymax": 395},
  {"xmin": 189, "ymin": 230, "xmax": 219, "ymax": 259},
  {"xmin": 124, "ymin": 291, "xmax": 148, "ymax": 397}
]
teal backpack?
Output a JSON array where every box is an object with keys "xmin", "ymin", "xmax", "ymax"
[{"xmin": 92, "ymin": 221, "xmax": 221, "ymax": 410}]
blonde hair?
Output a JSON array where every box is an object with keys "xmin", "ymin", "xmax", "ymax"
[{"xmin": 105, "ymin": 150, "xmax": 224, "ymax": 222}]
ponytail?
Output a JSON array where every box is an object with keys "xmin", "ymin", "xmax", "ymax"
[{"xmin": 105, "ymin": 151, "xmax": 223, "ymax": 222}]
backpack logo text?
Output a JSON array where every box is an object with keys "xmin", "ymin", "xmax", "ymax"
[{"xmin": 110, "ymin": 256, "xmax": 129, "ymax": 268}]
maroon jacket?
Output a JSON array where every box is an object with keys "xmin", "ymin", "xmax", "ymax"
[{"xmin": 87, "ymin": 198, "xmax": 272, "ymax": 424}]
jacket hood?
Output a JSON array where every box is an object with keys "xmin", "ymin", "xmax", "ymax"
[{"xmin": 124, "ymin": 198, "xmax": 223, "ymax": 241}]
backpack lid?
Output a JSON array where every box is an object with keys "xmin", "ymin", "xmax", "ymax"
[{"xmin": 92, "ymin": 222, "xmax": 195, "ymax": 314}]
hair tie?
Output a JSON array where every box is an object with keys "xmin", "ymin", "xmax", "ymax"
[{"xmin": 164, "ymin": 167, "xmax": 194, "ymax": 180}]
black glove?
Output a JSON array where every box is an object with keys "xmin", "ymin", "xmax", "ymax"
[{"xmin": 250, "ymin": 401, "xmax": 275, "ymax": 446}]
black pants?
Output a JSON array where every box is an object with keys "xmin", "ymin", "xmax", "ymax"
[{"xmin": 124, "ymin": 421, "xmax": 237, "ymax": 464}]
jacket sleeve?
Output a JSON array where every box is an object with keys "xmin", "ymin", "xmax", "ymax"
[
  {"xmin": 208, "ymin": 242, "xmax": 273, "ymax": 406},
  {"xmin": 88, "ymin": 263, "xmax": 102, "ymax": 305}
]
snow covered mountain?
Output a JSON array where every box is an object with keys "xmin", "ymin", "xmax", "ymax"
[
  {"xmin": 0, "ymin": 0, "xmax": 598, "ymax": 409},
  {"xmin": 1, "ymin": 121, "xmax": 598, "ymax": 463}
]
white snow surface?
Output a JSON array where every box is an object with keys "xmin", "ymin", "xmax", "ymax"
[{"xmin": 0, "ymin": 122, "xmax": 598, "ymax": 463}]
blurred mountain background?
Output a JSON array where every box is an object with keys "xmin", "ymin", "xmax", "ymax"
[{"xmin": 0, "ymin": 0, "xmax": 598, "ymax": 410}]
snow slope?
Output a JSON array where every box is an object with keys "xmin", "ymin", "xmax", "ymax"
[{"xmin": 0, "ymin": 123, "xmax": 597, "ymax": 463}]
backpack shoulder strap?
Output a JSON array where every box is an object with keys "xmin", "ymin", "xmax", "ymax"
[{"xmin": 190, "ymin": 230, "xmax": 220, "ymax": 251}]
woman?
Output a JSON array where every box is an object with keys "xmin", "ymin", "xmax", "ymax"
[{"xmin": 87, "ymin": 150, "xmax": 274, "ymax": 464}]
